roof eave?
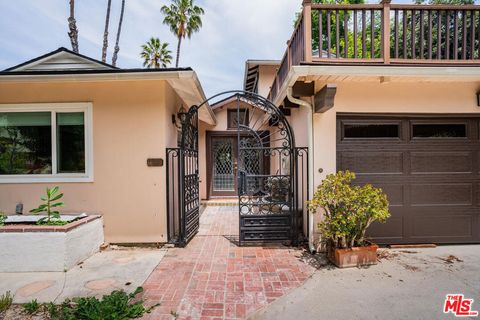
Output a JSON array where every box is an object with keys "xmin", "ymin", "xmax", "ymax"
[
  {"xmin": 273, "ymin": 65, "xmax": 480, "ymax": 105},
  {"xmin": 0, "ymin": 69, "xmax": 217, "ymax": 125}
]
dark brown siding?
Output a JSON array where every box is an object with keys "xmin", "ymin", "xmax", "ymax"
[{"xmin": 337, "ymin": 114, "xmax": 480, "ymax": 245}]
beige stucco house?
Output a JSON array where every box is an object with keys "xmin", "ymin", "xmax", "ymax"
[
  {"xmin": 2, "ymin": 0, "xmax": 480, "ymax": 248},
  {"xmin": 0, "ymin": 47, "xmax": 215, "ymax": 243}
]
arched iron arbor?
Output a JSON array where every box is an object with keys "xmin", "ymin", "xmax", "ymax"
[{"xmin": 166, "ymin": 91, "xmax": 308, "ymax": 246}]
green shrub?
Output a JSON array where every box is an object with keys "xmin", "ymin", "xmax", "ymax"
[
  {"xmin": 46, "ymin": 287, "xmax": 157, "ymax": 320},
  {"xmin": 23, "ymin": 299, "xmax": 40, "ymax": 314},
  {"xmin": 308, "ymin": 171, "xmax": 391, "ymax": 249},
  {"xmin": 45, "ymin": 302, "xmax": 60, "ymax": 319},
  {"xmin": 0, "ymin": 213, "xmax": 6, "ymax": 227},
  {"xmin": 30, "ymin": 186, "xmax": 67, "ymax": 226},
  {"xmin": 0, "ymin": 291, "xmax": 13, "ymax": 313}
]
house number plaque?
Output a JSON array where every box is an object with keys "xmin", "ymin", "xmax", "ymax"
[{"xmin": 147, "ymin": 158, "xmax": 164, "ymax": 167}]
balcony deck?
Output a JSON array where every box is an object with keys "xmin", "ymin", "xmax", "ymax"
[{"xmin": 268, "ymin": 0, "xmax": 480, "ymax": 101}]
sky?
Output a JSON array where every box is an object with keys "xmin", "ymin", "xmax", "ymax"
[{"xmin": 0, "ymin": 0, "xmax": 301, "ymax": 98}]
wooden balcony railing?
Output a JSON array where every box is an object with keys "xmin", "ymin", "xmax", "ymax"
[{"xmin": 268, "ymin": 0, "xmax": 480, "ymax": 101}]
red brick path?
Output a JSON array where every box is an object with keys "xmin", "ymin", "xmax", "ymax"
[{"xmin": 141, "ymin": 206, "xmax": 314, "ymax": 320}]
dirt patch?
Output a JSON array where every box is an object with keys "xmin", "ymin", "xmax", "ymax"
[
  {"xmin": 1, "ymin": 305, "xmax": 47, "ymax": 320},
  {"xmin": 402, "ymin": 264, "xmax": 420, "ymax": 272},
  {"xmin": 398, "ymin": 250, "xmax": 418, "ymax": 254},
  {"xmin": 377, "ymin": 250, "xmax": 399, "ymax": 261},
  {"xmin": 439, "ymin": 255, "xmax": 464, "ymax": 264},
  {"xmin": 377, "ymin": 249, "xmax": 421, "ymax": 271}
]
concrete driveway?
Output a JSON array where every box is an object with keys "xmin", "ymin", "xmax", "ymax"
[{"xmin": 251, "ymin": 245, "xmax": 480, "ymax": 320}]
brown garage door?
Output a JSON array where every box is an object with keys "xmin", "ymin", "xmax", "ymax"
[{"xmin": 337, "ymin": 114, "xmax": 480, "ymax": 244}]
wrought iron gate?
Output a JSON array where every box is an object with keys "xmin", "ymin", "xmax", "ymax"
[
  {"xmin": 232, "ymin": 92, "xmax": 303, "ymax": 245},
  {"xmin": 166, "ymin": 91, "xmax": 308, "ymax": 247},
  {"xmin": 166, "ymin": 106, "xmax": 199, "ymax": 247}
]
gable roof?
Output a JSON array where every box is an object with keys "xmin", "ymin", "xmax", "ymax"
[
  {"xmin": 3, "ymin": 47, "xmax": 117, "ymax": 72},
  {"xmin": 0, "ymin": 48, "xmax": 216, "ymax": 125},
  {"xmin": 210, "ymin": 94, "xmax": 266, "ymax": 112}
]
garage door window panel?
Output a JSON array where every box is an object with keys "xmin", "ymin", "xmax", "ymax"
[
  {"xmin": 411, "ymin": 123, "xmax": 467, "ymax": 139},
  {"xmin": 342, "ymin": 121, "xmax": 401, "ymax": 140}
]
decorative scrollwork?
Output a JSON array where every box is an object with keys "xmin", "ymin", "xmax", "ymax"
[{"xmin": 180, "ymin": 105, "xmax": 199, "ymax": 152}]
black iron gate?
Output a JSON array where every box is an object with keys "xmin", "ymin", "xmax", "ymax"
[
  {"xmin": 166, "ymin": 106, "xmax": 199, "ymax": 247},
  {"xmin": 166, "ymin": 91, "xmax": 308, "ymax": 246},
  {"xmin": 232, "ymin": 92, "xmax": 305, "ymax": 245}
]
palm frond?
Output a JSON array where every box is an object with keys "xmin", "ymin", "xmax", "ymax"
[{"xmin": 139, "ymin": 37, "xmax": 173, "ymax": 69}]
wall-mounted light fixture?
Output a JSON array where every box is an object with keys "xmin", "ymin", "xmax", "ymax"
[
  {"xmin": 172, "ymin": 106, "xmax": 187, "ymax": 129},
  {"xmin": 177, "ymin": 106, "xmax": 188, "ymax": 125}
]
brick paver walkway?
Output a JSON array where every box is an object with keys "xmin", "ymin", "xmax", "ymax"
[{"xmin": 142, "ymin": 206, "xmax": 315, "ymax": 320}]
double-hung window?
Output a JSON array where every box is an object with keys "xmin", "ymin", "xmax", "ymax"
[{"xmin": 0, "ymin": 103, "xmax": 93, "ymax": 183}]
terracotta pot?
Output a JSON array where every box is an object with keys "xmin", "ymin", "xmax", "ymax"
[{"xmin": 327, "ymin": 243, "xmax": 379, "ymax": 268}]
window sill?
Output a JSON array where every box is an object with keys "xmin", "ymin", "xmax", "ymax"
[{"xmin": 0, "ymin": 175, "xmax": 94, "ymax": 184}]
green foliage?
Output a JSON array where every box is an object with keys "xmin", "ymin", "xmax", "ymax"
[
  {"xmin": 415, "ymin": 0, "xmax": 474, "ymax": 4},
  {"xmin": 308, "ymin": 171, "xmax": 390, "ymax": 249},
  {"xmin": 141, "ymin": 37, "xmax": 173, "ymax": 68},
  {"xmin": 161, "ymin": 0, "xmax": 205, "ymax": 67},
  {"xmin": 0, "ymin": 212, "xmax": 6, "ymax": 227},
  {"xmin": 295, "ymin": 0, "xmax": 367, "ymax": 56},
  {"xmin": 30, "ymin": 186, "xmax": 67, "ymax": 225},
  {"xmin": 161, "ymin": 0, "xmax": 204, "ymax": 39},
  {"xmin": 0, "ymin": 291, "xmax": 13, "ymax": 313},
  {"xmin": 45, "ymin": 302, "xmax": 61, "ymax": 319},
  {"xmin": 23, "ymin": 299, "xmax": 40, "ymax": 314},
  {"xmin": 44, "ymin": 287, "xmax": 157, "ymax": 320}
]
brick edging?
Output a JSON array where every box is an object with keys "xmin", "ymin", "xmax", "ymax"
[{"xmin": 0, "ymin": 215, "xmax": 102, "ymax": 233}]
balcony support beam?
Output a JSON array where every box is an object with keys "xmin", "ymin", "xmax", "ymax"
[{"xmin": 314, "ymin": 84, "xmax": 337, "ymax": 113}]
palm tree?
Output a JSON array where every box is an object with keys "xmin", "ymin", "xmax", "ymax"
[
  {"xmin": 141, "ymin": 38, "xmax": 173, "ymax": 68},
  {"xmin": 101, "ymin": 0, "xmax": 112, "ymax": 62},
  {"xmin": 111, "ymin": 0, "xmax": 126, "ymax": 67},
  {"xmin": 68, "ymin": 0, "xmax": 79, "ymax": 52},
  {"xmin": 160, "ymin": 0, "xmax": 204, "ymax": 68}
]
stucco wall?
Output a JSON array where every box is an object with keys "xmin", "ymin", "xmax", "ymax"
[
  {"xmin": 257, "ymin": 65, "xmax": 278, "ymax": 98},
  {"xmin": 0, "ymin": 80, "xmax": 182, "ymax": 243}
]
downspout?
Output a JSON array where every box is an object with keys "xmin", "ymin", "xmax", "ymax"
[{"xmin": 286, "ymin": 86, "xmax": 316, "ymax": 253}]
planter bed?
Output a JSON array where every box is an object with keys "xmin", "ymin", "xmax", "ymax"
[
  {"xmin": 327, "ymin": 243, "xmax": 379, "ymax": 268},
  {"xmin": 0, "ymin": 215, "xmax": 104, "ymax": 272}
]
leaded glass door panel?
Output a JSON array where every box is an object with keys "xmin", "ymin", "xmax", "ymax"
[{"xmin": 209, "ymin": 135, "xmax": 237, "ymax": 197}]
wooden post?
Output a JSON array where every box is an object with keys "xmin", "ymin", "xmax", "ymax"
[
  {"xmin": 381, "ymin": 0, "xmax": 391, "ymax": 64},
  {"xmin": 303, "ymin": 0, "xmax": 313, "ymax": 63}
]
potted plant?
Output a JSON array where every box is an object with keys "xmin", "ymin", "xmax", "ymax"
[{"xmin": 308, "ymin": 171, "xmax": 390, "ymax": 268}]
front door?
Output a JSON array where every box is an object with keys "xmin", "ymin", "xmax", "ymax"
[{"xmin": 208, "ymin": 134, "xmax": 238, "ymax": 197}]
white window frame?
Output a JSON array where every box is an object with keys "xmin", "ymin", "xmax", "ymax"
[{"xmin": 0, "ymin": 102, "xmax": 93, "ymax": 183}]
